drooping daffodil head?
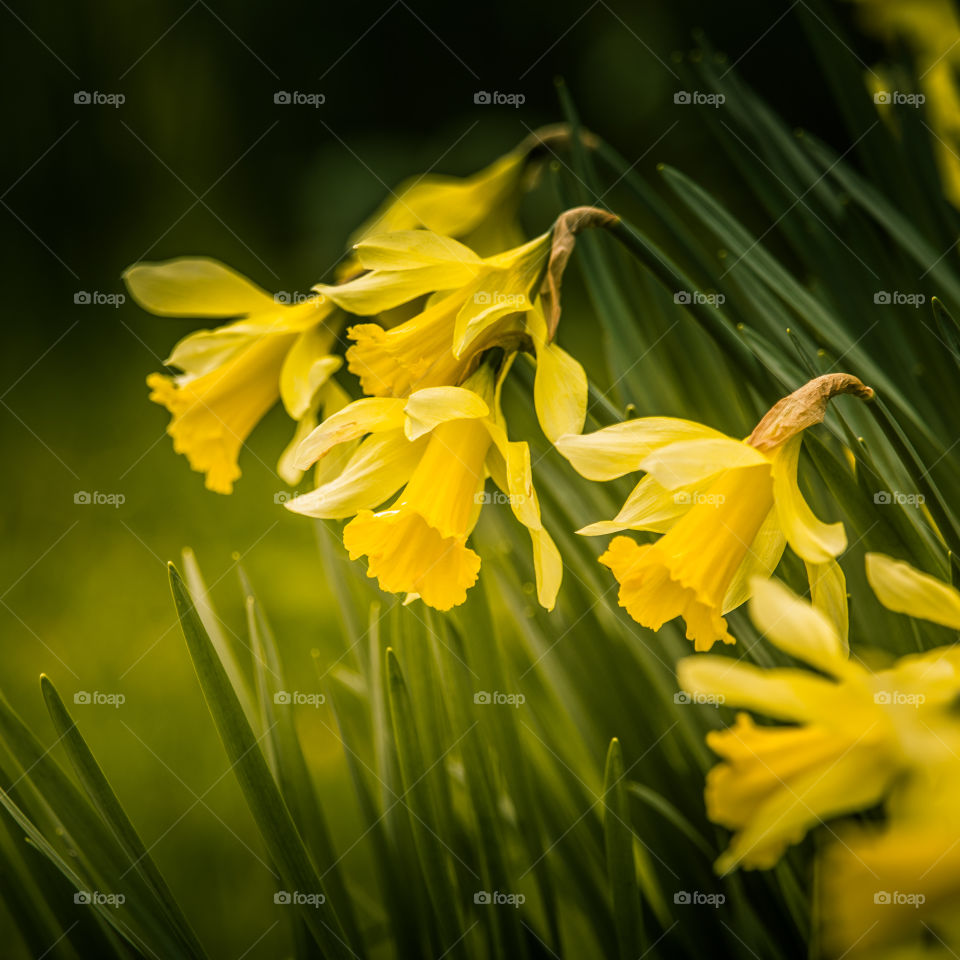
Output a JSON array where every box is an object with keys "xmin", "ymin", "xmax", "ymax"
[
  {"xmin": 557, "ymin": 374, "xmax": 874, "ymax": 651},
  {"xmin": 124, "ymin": 257, "xmax": 344, "ymax": 494},
  {"xmin": 284, "ymin": 363, "xmax": 561, "ymax": 612},
  {"xmin": 678, "ymin": 554, "xmax": 960, "ymax": 876}
]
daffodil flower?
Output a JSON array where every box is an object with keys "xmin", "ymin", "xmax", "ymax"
[
  {"xmin": 340, "ymin": 124, "xmax": 589, "ymax": 276},
  {"xmin": 125, "ymin": 258, "xmax": 343, "ymax": 494},
  {"xmin": 557, "ymin": 374, "xmax": 874, "ymax": 650},
  {"xmin": 818, "ymin": 551, "xmax": 960, "ymax": 955},
  {"xmin": 317, "ymin": 208, "xmax": 612, "ymax": 446},
  {"xmin": 284, "ymin": 365, "xmax": 561, "ymax": 612},
  {"xmin": 678, "ymin": 556, "xmax": 960, "ymax": 875}
]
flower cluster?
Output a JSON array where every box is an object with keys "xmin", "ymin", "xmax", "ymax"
[{"xmin": 128, "ymin": 116, "xmax": 960, "ymax": 957}]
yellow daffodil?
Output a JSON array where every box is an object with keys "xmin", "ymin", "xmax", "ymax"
[
  {"xmin": 852, "ymin": 0, "xmax": 960, "ymax": 206},
  {"xmin": 319, "ymin": 208, "xmax": 611, "ymax": 450},
  {"xmin": 284, "ymin": 364, "xmax": 561, "ymax": 611},
  {"xmin": 817, "ymin": 552, "xmax": 960, "ymax": 956},
  {"xmin": 125, "ymin": 258, "xmax": 344, "ymax": 494},
  {"xmin": 678, "ymin": 556, "xmax": 960, "ymax": 875},
  {"xmin": 557, "ymin": 374, "xmax": 873, "ymax": 650},
  {"xmin": 340, "ymin": 124, "xmax": 587, "ymax": 278}
]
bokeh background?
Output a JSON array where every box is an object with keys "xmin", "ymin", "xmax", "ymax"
[{"xmin": 0, "ymin": 1, "xmax": 876, "ymax": 955}]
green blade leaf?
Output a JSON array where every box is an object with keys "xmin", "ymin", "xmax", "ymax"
[{"xmin": 168, "ymin": 563, "xmax": 353, "ymax": 960}]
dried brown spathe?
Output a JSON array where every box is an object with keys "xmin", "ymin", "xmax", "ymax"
[{"xmin": 748, "ymin": 374, "xmax": 875, "ymax": 453}]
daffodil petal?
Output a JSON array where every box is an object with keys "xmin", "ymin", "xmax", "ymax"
[
  {"xmin": 578, "ymin": 475, "xmax": 689, "ymax": 536},
  {"xmin": 484, "ymin": 424, "xmax": 541, "ymax": 530},
  {"xmin": 715, "ymin": 748, "xmax": 893, "ymax": 875},
  {"xmin": 677, "ymin": 656, "xmax": 837, "ymax": 724},
  {"xmin": 123, "ymin": 258, "xmax": 277, "ymax": 317},
  {"xmin": 353, "ymin": 231, "xmax": 483, "ymax": 271},
  {"xmin": 771, "ymin": 435, "xmax": 846, "ymax": 563},
  {"xmin": 402, "ymin": 386, "xmax": 489, "ymax": 441},
  {"xmin": 285, "ymin": 431, "xmax": 425, "ymax": 519},
  {"xmin": 806, "ymin": 559, "xmax": 850, "ymax": 652},
  {"xmin": 294, "ymin": 398, "xmax": 406, "ymax": 469},
  {"xmin": 348, "ymin": 149, "xmax": 525, "ymax": 245},
  {"xmin": 530, "ymin": 526, "xmax": 562, "ymax": 611},
  {"xmin": 747, "ymin": 576, "xmax": 847, "ymax": 675},
  {"xmin": 556, "ymin": 418, "xmax": 729, "ymax": 481},
  {"xmin": 639, "ymin": 438, "xmax": 769, "ymax": 491},
  {"xmin": 866, "ymin": 553, "xmax": 960, "ymax": 629},
  {"xmin": 534, "ymin": 341, "xmax": 588, "ymax": 444},
  {"xmin": 721, "ymin": 508, "xmax": 786, "ymax": 613},
  {"xmin": 279, "ymin": 325, "xmax": 342, "ymax": 420},
  {"xmin": 316, "ymin": 264, "xmax": 479, "ymax": 316}
]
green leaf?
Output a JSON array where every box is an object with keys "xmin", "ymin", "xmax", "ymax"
[
  {"xmin": 168, "ymin": 563, "xmax": 353, "ymax": 960},
  {"xmin": 603, "ymin": 739, "xmax": 642, "ymax": 960}
]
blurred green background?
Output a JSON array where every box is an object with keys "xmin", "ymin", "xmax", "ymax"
[{"xmin": 0, "ymin": 1, "xmax": 875, "ymax": 955}]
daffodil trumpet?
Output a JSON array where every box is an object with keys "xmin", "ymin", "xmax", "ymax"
[
  {"xmin": 558, "ymin": 374, "xmax": 874, "ymax": 650},
  {"xmin": 284, "ymin": 363, "xmax": 562, "ymax": 612},
  {"xmin": 125, "ymin": 258, "xmax": 344, "ymax": 494}
]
